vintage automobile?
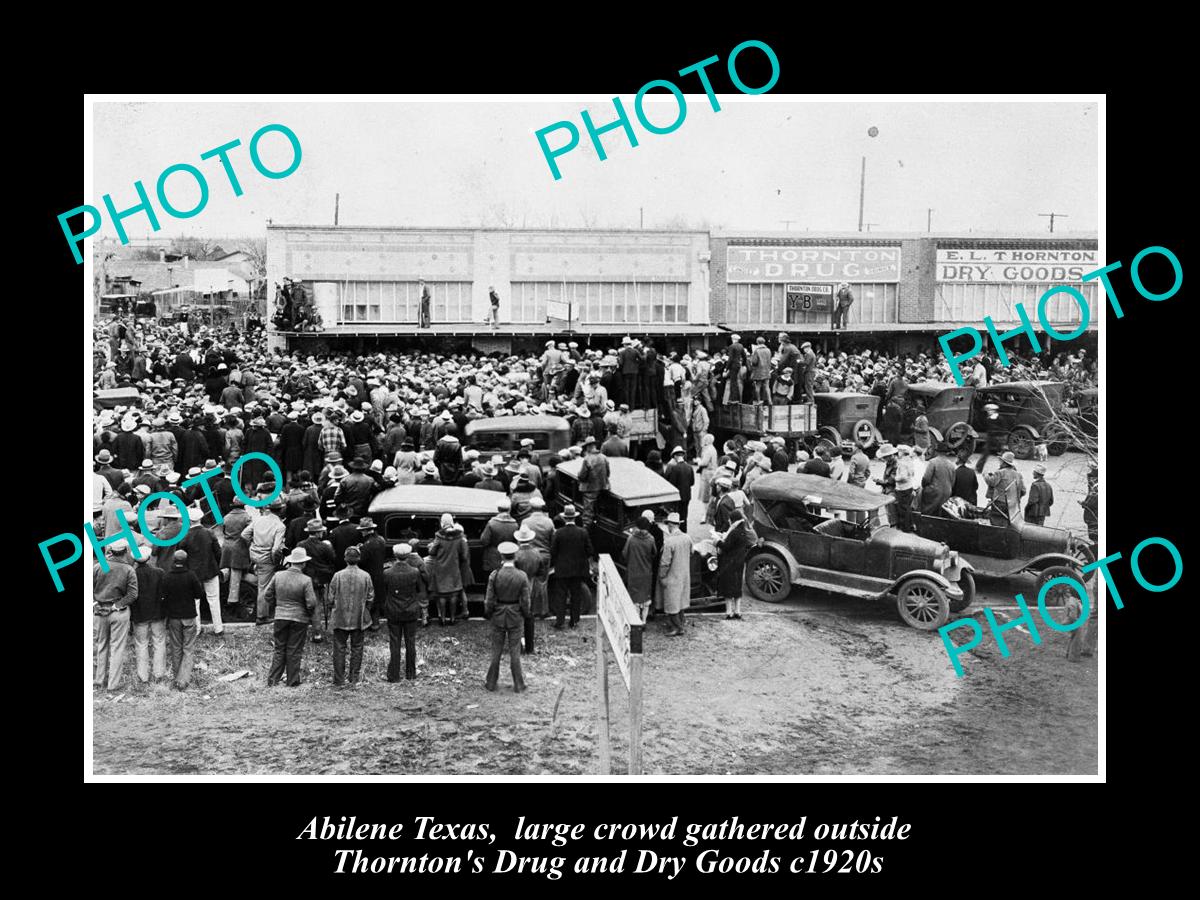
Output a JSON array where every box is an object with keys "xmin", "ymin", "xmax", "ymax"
[
  {"xmin": 911, "ymin": 508, "xmax": 1094, "ymax": 600},
  {"xmin": 902, "ymin": 383, "xmax": 975, "ymax": 448},
  {"xmin": 464, "ymin": 414, "xmax": 570, "ymax": 466},
  {"xmin": 812, "ymin": 392, "xmax": 882, "ymax": 454},
  {"xmin": 972, "ymin": 381, "xmax": 1070, "ymax": 458},
  {"xmin": 93, "ymin": 387, "xmax": 144, "ymax": 412},
  {"xmin": 368, "ymin": 485, "xmax": 508, "ymax": 597},
  {"xmin": 744, "ymin": 473, "xmax": 972, "ymax": 629},
  {"xmin": 555, "ymin": 456, "xmax": 719, "ymax": 605}
]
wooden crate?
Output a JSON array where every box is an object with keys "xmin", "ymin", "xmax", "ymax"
[{"xmin": 627, "ymin": 408, "xmax": 658, "ymax": 440}]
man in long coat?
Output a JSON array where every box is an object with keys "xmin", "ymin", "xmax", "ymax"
[
  {"xmin": 663, "ymin": 446, "xmax": 695, "ymax": 525},
  {"xmin": 277, "ymin": 412, "xmax": 306, "ymax": 481},
  {"xmin": 657, "ymin": 511, "xmax": 693, "ymax": 636},
  {"xmin": 513, "ymin": 527, "xmax": 548, "ymax": 654},
  {"xmin": 426, "ymin": 515, "xmax": 472, "ymax": 624}
]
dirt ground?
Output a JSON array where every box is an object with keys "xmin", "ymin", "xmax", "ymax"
[
  {"xmin": 92, "ymin": 596, "xmax": 1097, "ymax": 776},
  {"xmin": 92, "ymin": 449, "xmax": 1097, "ymax": 776}
]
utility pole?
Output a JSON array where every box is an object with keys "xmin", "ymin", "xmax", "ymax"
[
  {"xmin": 779, "ymin": 219, "xmax": 796, "ymax": 231},
  {"xmin": 334, "ymin": 193, "xmax": 340, "ymax": 226},
  {"xmin": 857, "ymin": 156, "xmax": 866, "ymax": 232},
  {"xmin": 864, "ymin": 223, "xmax": 880, "ymax": 233},
  {"xmin": 927, "ymin": 208, "xmax": 934, "ymax": 232},
  {"xmin": 1038, "ymin": 211, "xmax": 1067, "ymax": 233},
  {"xmin": 639, "ymin": 207, "xmax": 643, "ymax": 229}
]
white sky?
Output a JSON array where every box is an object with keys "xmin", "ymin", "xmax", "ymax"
[{"xmin": 91, "ymin": 99, "xmax": 1098, "ymax": 240}]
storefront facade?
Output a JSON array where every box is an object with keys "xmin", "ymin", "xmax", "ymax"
[{"xmin": 266, "ymin": 225, "xmax": 713, "ymax": 340}]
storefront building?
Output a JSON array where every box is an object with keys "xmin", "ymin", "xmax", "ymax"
[
  {"xmin": 710, "ymin": 231, "xmax": 1098, "ymax": 354},
  {"xmin": 266, "ymin": 225, "xmax": 714, "ymax": 352}
]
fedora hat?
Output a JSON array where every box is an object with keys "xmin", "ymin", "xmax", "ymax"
[
  {"xmin": 560, "ymin": 504, "xmax": 579, "ymax": 520},
  {"xmin": 286, "ymin": 547, "xmax": 310, "ymax": 565},
  {"xmin": 94, "ymin": 449, "xmax": 114, "ymax": 464},
  {"xmin": 356, "ymin": 516, "xmax": 376, "ymax": 532},
  {"xmin": 666, "ymin": 511, "xmax": 682, "ymax": 525},
  {"xmin": 304, "ymin": 518, "xmax": 326, "ymax": 533}
]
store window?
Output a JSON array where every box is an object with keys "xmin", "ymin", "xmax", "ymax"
[
  {"xmin": 510, "ymin": 282, "xmax": 689, "ymax": 324},
  {"xmin": 336, "ymin": 281, "xmax": 473, "ymax": 324}
]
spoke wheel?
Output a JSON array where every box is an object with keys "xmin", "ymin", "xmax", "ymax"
[
  {"xmin": 896, "ymin": 577, "xmax": 950, "ymax": 630},
  {"xmin": 1036, "ymin": 565, "xmax": 1087, "ymax": 608},
  {"xmin": 1008, "ymin": 427, "xmax": 1036, "ymax": 459},
  {"xmin": 746, "ymin": 552, "xmax": 789, "ymax": 603}
]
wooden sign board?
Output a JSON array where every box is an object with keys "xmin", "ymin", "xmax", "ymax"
[{"xmin": 595, "ymin": 553, "xmax": 644, "ymax": 775}]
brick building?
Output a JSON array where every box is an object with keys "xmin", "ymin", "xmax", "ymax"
[{"xmin": 267, "ymin": 225, "xmax": 1098, "ymax": 358}]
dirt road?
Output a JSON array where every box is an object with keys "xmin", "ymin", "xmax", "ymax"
[{"xmin": 92, "ymin": 594, "xmax": 1097, "ymax": 775}]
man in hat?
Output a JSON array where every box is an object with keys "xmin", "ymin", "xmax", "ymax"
[
  {"xmin": 802, "ymin": 446, "xmax": 833, "ymax": 478},
  {"xmin": 1081, "ymin": 463, "xmax": 1098, "ymax": 547},
  {"xmin": 114, "ymin": 416, "xmax": 145, "ymax": 471},
  {"xmin": 748, "ymin": 337, "xmax": 773, "ymax": 405},
  {"xmin": 657, "ymin": 512, "xmax": 693, "ymax": 636},
  {"xmin": 384, "ymin": 543, "xmax": 427, "ymax": 680},
  {"xmin": 241, "ymin": 496, "xmax": 287, "ymax": 624},
  {"xmin": 181, "ymin": 506, "xmax": 223, "ymax": 638},
  {"xmin": 161, "ymin": 549, "xmax": 205, "ymax": 690},
  {"xmin": 601, "ymin": 423, "xmax": 629, "ymax": 458},
  {"xmin": 1024, "ymin": 464, "xmax": 1054, "ymax": 525},
  {"xmin": 94, "ymin": 449, "xmax": 123, "ymax": 491},
  {"xmin": 476, "ymin": 460, "xmax": 503, "ymax": 492},
  {"xmin": 549, "ymin": 504, "xmax": 593, "ymax": 629},
  {"xmin": 481, "ymin": 496, "xmax": 519, "ymax": 578},
  {"xmin": 356, "ymin": 517, "xmax": 390, "ymax": 632},
  {"xmin": 952, "ymin": 453, "xmax": 979, "ymax": 505},
  {"xmin": 799, "ymin": 341, "xmax": 817, "ymax": 403},
  {"xmin": 776, "ymin": 332, "xmax": 801, "ymax": 388},
  {"xmin": 617, "ymin": 337, "xmax": 642, "ymax": 408},
  {"xmin": 577, "ymin": 438, "xmax": 610, "ymax": 529},
  {"xmin": 263, "ymin": 547, "xmax": 318, "ymax": 687},
  {"xmin": 983, "ymin": 452, "xmax": 1026, "ymax": 527},
  {"xmin": 664, "ymin": 446, "xmax": 695, "ymax": 526},
  {"xmin": 920, "ymin": 442, "xmax": 958, "ymax": 515},
  {"xmin": 832, "ymin": 282, "xmax": 855, "ymax": 330},
  {"xmin": 484, "ymin": 542, "xmax": 530, "ymax": 693},
  {"xmin": 299, "ymin": 519, "xmax": 337, "ymax": 642},
  {"xmin": 334, "ymin": 457, "xmax": 377, "ymax": 520},
  {"xmin": 513, "ymin": 527, "xmax": 548, "ymax": 651},
  {"xmin": 327, "ymin": 546, "xmax": 374, "ymax": 686},
  {"xmin": 723, "ymin": 335, "xmax": 748, "ymax": 405},
  {"xmin": 418, "ymin": 278, "xmax": 432, "ymax": 328},
  {"xmin": 130, "ymin": 543, "xmax": 166, "ymax": 683},
  {"xmin": 974, "ymin": 404, "xmax": 1005, "ymax": 473},
  {"xmin": 894, "ymin": 446, "xmax": 917, "ymax": 532},
  {"xmin": 93, "ymin": 540, "xmax": 139, "ymax": 692}
]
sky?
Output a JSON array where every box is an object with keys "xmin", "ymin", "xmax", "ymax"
[{"xmin": 90, "ymin": 99, "xmax": 1098, "ymax": 241}]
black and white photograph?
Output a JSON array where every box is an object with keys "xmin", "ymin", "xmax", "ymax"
[{"xmin": 84, "ymin": 95, "xmax": 1102, "ymax": 777}]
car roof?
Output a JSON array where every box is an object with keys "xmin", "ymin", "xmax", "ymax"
[
  {"xmin": 749, "ymin": 472, "xmax": 895, "ymax": 511},
  {"xmin": 977, "ymin": 380, "xmax": 1064, "ymax": 392},
  {"xmin": 368, "ymin": 485, "xmax": 507, "ymax": 517},
  {"xmin": 814, "ymin": 392, "xmax": 875, "ymax": 401},
  {"xmin": 557, "ymin": 457, "xmax": 679, "ymax": 506},
  {"xmin": 906, "ymin": 382, "xmax": 974, "ymax": 396},
  {"xmin": 465, "ymin": 414, "xmax": 569, "ymax": 434}
]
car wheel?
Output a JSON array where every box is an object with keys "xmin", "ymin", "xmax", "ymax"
[
  {"xmin": 1035, "ymin": 565, "xmax": 1087, "ymax": 607},
  {"xmin": 746, "ymin": 552, "xmax": 790, "ymax": 603},
  {"xmin": 896, "ymin": 577, "xmax": 950, "ymax": 630},
  {"xmin": 1045, "ymin": 424, "xmax": 1069, "ymax": 456},
  {"xmin": 1008, "ymin": 427, "xmax": 1037, "ymax": 459},
  {"xmin": 949, "ymin": 570, "xmax": 975, "ymax": 613},
  {"xmin": 946, "ymin": 421, "xmax": 972, "ymax": 449},
  {"xmin": 853, "ymin": 418, "xmax": 876, "ymax": 449}
]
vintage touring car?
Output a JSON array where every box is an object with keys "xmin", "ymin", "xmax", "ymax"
[{"xmin": 744, "ymin": 473, "xmax": 973, "ymax": 629}]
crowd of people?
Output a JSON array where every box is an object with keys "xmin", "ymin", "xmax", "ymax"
[{"xmin": 92, "ymin": 312, "xmax": 1100, "ymax": 693}]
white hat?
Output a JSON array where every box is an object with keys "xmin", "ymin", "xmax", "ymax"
[
  {"xmin": 395, "ymin": 543, "xmax": 413, "ymax": 556},
  {"xmin": 498, "ymin": 541, "xmax": 519, "ymax": 556}
]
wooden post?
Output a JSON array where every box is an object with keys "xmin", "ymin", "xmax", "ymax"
[
  {"xmin": 595, "ymin": 612, "xmax": 611, "ymax": 774},
  {"xmin": 628, "ymin": 643, "xmax": 644, "ymax": 775}
]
